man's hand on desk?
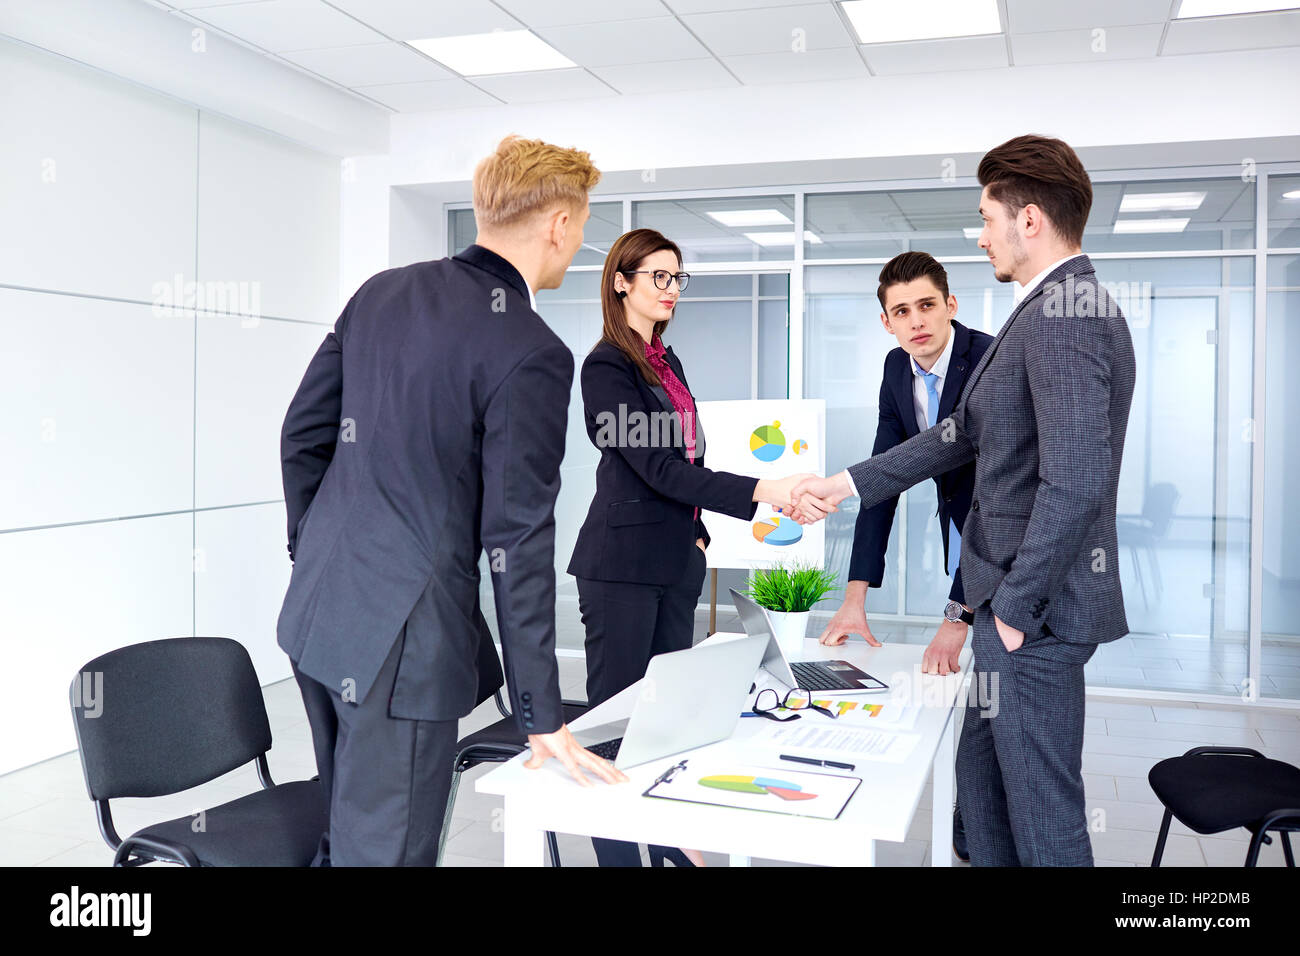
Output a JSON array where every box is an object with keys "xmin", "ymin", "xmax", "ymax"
[
  {"xmin": 817, "ymin": 582, "xmax": 882, "ymax": 648},
  {"xmin": 922, "ymin": 619, "xmax": 967, "ymax": 676},
  {"xmin": 524, "ymin": 724, "xmax": 628, "ymax": 787}
]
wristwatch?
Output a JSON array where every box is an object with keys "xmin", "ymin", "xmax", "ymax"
[{"xmin": 944, "ymin": 601, "xmax": 975, "ymax": 626}]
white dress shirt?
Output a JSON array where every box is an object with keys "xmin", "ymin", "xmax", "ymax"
[
  {"xmin": 1012, "ymin": 252, "xmax": 1086, "ymax": 304},
  {"xmin": 528, "ymin": 285, "xmax": 537, "ymax": 311},
  {"xmin": 909, "ymin": 323, "xmax": 956, "ymax": 434}
]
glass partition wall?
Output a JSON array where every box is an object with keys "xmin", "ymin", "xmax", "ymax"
[{"xmin": 449, "ymin": 163, "xmax": 1300, "ymax": 706}]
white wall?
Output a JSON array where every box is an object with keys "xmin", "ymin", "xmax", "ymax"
[{"xmin": 0, "ymin": 37, "xmax": 339, "ymax": 774}]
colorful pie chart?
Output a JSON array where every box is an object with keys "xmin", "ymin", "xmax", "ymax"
[
  {"xmin": 791, "ymin": 439, "xmax": 808, "ymax": 455},
  {"xmin": 749, "ymin": 421, "xmax": 786, "ymax": 462},
  {"xmin": 752, "ymin": 515, "xmax": 803, "ymax": 547},
  {"xmin": 700, "ymin": 775, "xmax": 817, "ymax": 801}
]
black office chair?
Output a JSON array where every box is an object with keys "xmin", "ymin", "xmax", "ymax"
[
  {"xmin": 437, "ymin": 687, "xmax": 589, "ymax": 867},
  {"xmin": 69, "ymin": 636, "xmax": 327, "ymax": 866},
  {"xmin": 1148, "ymin": 746, "xmax": 1300, "ymax": 867}
]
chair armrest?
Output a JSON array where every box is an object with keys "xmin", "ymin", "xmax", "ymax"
[
  {"xmin": 1182, "ymin": 745, "xmax": 1267, "ymax": 759},
  {"xmin": 1257, "ymin": 809, "xmax": 1300, "ymax": 832}
]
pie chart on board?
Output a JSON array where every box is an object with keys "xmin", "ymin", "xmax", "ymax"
[
  {"xmin": 752, "ymin": 515, "xmax": 803, "ymax": 547},
  {"xmin": 791, "ymin": 439, "xmax": 809, "ymax": 455},
  {"xmin": 749, "ymin": 421, "xmax": 786, "ymax": 462}
]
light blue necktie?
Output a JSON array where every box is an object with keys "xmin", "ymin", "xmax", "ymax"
[{"xmin": 920, "ymin": 368, "xmax": 962, "ymax": 578}]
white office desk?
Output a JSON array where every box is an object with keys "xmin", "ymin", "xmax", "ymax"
[{"xmin": 477, "ymin": 632, "xmax": 973, "ymax": 867}]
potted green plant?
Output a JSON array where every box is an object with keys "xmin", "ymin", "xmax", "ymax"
[{"xmin": 740, "ymin": 560, "xmax": 838, "ymax": 657}]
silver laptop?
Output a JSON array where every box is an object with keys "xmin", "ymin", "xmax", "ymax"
[
  {"xmin": 730, "ymin": 588, "xmax": 889, "ymax": 693},
  {"xmin": 571, "ymin": 634, "xmax": 767, "ymax": 770}
]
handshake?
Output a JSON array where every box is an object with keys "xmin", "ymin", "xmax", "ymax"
[{"xmin": 754, "ymin": 471, "xmax": 855, "ymax": 524}]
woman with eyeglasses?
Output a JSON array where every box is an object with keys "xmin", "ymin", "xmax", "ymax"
[{"xmin": 567, "ymin": 228, "xmax": 813, "ymax": 867}]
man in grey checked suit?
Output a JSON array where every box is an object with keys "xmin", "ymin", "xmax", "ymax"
[{"xmin": 790, "ymin": 135, "xmax": 1135, "ymax": 865}]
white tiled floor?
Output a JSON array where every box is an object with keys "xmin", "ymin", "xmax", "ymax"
[{"xmin": 5, "ymin": 620, "xmax": 1300, "ymax": 867}]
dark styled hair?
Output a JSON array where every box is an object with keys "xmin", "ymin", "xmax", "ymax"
[
  {"xmin": 598, "ymin": 228, "xmax": 683, "ymax": 386},
  {"xmin": 876, "ymin": 251, "xmax": 950, "ymax": 311},
  {"xmin": 977, "ymin": 134, "xmax": 1093, "ymax": 247}
]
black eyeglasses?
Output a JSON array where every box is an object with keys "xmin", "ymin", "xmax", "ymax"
[
  {"xmin": 623, "ymin": 269, "xmax": 690, "ymax": 292},
  {"xmin": 752, "ymin": 687, "xmax": 839, "ymax": 721}
]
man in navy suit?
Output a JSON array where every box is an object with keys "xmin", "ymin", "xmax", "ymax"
[
  {"xmin": 816, "ymin": 251, "xmax": 992, "ymax": 861},
  {"xmin": 278, "ymin": 136, "xmax": 626, "ymax": 866}
]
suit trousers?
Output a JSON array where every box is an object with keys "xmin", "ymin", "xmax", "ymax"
[
  {"xmin": 576, "ymin": 543, "xmax": 709, "ymax": 866},
  {"xmin": 955, "ymin": 605, "xmax": 1097, "ymax": 866},
  {"xmin": 292, "ymin": 628, "xmax": 459, "ymax": 866}
]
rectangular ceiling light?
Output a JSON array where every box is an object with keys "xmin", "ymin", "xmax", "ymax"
[
  {"xmin": 407, "ymin": 30, "xmax": 575, "ymax": 76},
  {"xmin": 1113, "ymin": 218, "xmax": 1191, "ymax": 234},
  {"xmin": 963, "ymin": 227, "xmax": 982, "ymax": 239},
  {"xmin": 1119, "ymin": 191, "xmax": 1207, "ymax": 213},
  {"xmin": 1176, "ymin": 1, "xmax": 1299, "ymax": 18},
  {"xmin": 707, "ymin": 209, "xmax": 792, "ymax": 227},
  {"xmin": 840, "ymin": 0, "xmax": 1002, "ymax": 44},
  {"xmin": 744, "ymin": 231, "xmax": 822, "ymax": 246}
]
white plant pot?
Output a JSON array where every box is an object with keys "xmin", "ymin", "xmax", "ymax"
[{"xmin": 765, "ymin": 608, "xmax": 811, "ymax": 660}]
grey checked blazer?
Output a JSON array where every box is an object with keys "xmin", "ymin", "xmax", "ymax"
[{"xmin": 847, "ymin": 255, "xmax": 1136, "ymax": 644}]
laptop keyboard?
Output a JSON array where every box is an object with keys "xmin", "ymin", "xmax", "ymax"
[
  {"xmin": 790, "ymin": 661, "xmax": 858, "ymax": 691},
  {"xmin": 586, "ymin": 737, "xmax": 623, "ymax": 761}
]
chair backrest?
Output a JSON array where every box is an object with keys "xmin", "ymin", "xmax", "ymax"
[
  {"xmin": 69, "ymin": 637, "xmax": 273, "ymax": 800},
  {"xmin": 1142, "ymin": 483, "xmax": 1180, "ymax": 537}
]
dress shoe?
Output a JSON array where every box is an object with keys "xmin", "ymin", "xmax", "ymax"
[{"xmin": 953, "ymin": 805, "xmax": 970, "ymax": 862}]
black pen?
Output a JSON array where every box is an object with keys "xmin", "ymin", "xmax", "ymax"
[{"xmin": 780, "ymin": 753, "xmax": 855, "ymax": 771}]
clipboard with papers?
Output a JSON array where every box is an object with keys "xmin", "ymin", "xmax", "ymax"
[{"xmin": 643, "ymin": 758, "xmax": 860, "ymax": 820}]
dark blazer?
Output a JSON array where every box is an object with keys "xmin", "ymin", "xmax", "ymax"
[
  {"xmin": 848, "ymin": 319, "xmax": 993, "ymax": 605},
  {"xmin": 277, "ymin": 244, "xmax": 573, "ymax": 734},
  {"xmin": 848, "ymin": 255, "xmax": 1136, "ymax": 644},
  {"xmin": 566, "ymin": 339, "xmax": 759, "ymax": 586}
]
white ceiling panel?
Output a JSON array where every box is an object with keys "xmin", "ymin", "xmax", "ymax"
[
  {"xmin": 1006, "ymin": 0, "xmax": 1174, "ymax": 33},
  {"xmin": 355, "ymin": 78, "xmax": 500, "ymax": 111},
  {"xmin": 187, "ymin": 0, "xmax": 386, "ymax": 52},
  {"xmin": 1163, "ymin": 9, "xmax": 1300, "ymax": 54},
  {"xmin": 145, "ymin": 0, "xmax": 1300, "ymax": 112},
  {"xmin": 863, "ymin": 34, "xmax": 1007, "ymax": 74},
  {"xmin": 471, "ymin": 68, "xmax": 618, "ymax": 104},
  {"xmin": 327, "ymin": 0, "xmax": 522, "ymax": 41},
  {"xmin": 591, "ymin": 57, "xmax": 740, "ymax": 94},
  {"xmin": 682, "ymin": 3, "xmax": 854, "ymax": 57},
  {"xmin": 283, "ymin": 42, "xmax": 454, "ymax": 85},
  {"xmin": 1012, "ymin": 23, "xmax": 1164, "ymax": 65},
  {"xmin": 721, "ymin": 46, "xmax": 868, "ymax": 84},
  {"xmin": 494, "ymin": 0, "xmax": 670, "ymax": 28},
  {"xmin": 536, "ymin": 17, "xmax": 710, "ymax": 67},
  {"xmin": 668, "ymin": 0, "xmax": 827, "ymax": 12}
]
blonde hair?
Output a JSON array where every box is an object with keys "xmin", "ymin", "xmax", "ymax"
[{"xmin": 472, "ymin": 134, "xmax": 601, "ymax": 231}]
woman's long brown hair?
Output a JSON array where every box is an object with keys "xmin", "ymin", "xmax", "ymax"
[{"xmin": 597, "ymin": 228, "xmax": 683, "ymax": 387}]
